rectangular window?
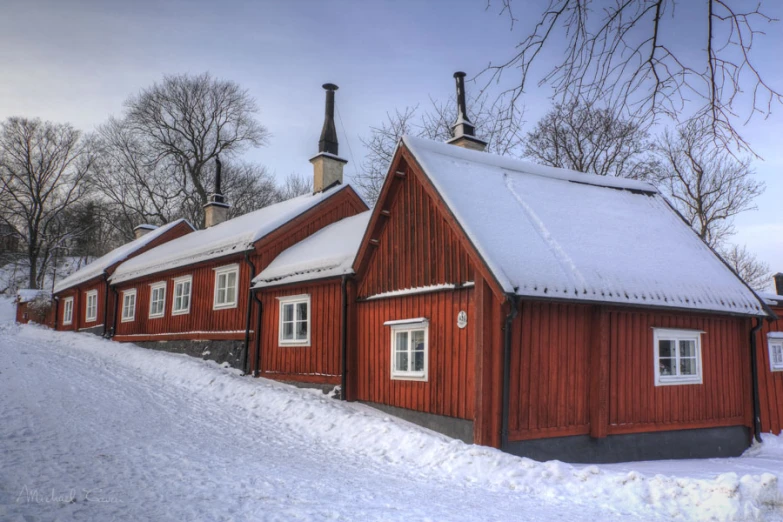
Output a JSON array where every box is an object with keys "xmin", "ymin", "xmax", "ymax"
[
  {"xmin": 62, "ymin": 297, "xmax": 74, "ymax": 325},
  {"xmin": 213, "ymin": 264, "xmax": 239, "ymax": 309},
  {"xmin": 278, "ymin": 294, "xmax": 310, "ymax": 346},
  {"xmin": 172, "ymin": 276, "xmax": 192, "ymax": 315},
  {"xmin": 121, "ymin": 289, "xmax": 137, "ymax": 323},
  {"xmin": 387, "ymin": 319, "xmax": 429, "ymax": 381},
  {"xmin": 85, "ymin": 290, "xmax": 98, "ymax": 322},
  {"xmin": 768, "ymin": 333, "xmax": 783, "ymax": 372},
  {"xmin": 654, "ymin": 328, "xmax": 703, "ymax": 386},
  {"xmin": 149, "ymin": 282, "xmax": 166, "ymax": 318}
]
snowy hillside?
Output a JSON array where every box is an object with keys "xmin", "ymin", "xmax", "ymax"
[
  {"xmin": 0, "ymin": 257, "xmax": 88, "ymax": 296},
  {"xmin": 0, "ymin": 305, "xmax": 781, "ymax": 521}
]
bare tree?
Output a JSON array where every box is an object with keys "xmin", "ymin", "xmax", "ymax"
[
  {"xmin": 122, "ymin": 72, "xmax": 270, "ymax": 224},
  {"xmin": 356, "ymin": 93, "xmax": 525, "ymax": 204},
  {"xmin": 277, "ymin": 172, "xmax": 313, "ymax": 201},
  {"xmin": 720, "ymin": 243, "xmax": 770, "ymax": 291},
  {"xmin": 654, "ymin": 119, "xmax": 764, "ymax": 248},
  {"xmin": 484, "ymin": 1, "xmax": 782, "ymax": 152},
  {"xmin": 0, "ymin": 117, "xmax": 96, "ymax": 288},
  {"xmin": 524, "ymin": 101, "xmax": 656, "ymax": 179}
]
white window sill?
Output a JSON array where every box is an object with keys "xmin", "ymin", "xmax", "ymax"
[
  {"xmin": 655, "ymin": 377, "xmax": 703, "ymax": 386},
  {"xmin": 62, "ymin": 322, "xmax": 72, "ymax": 326},
  {"xmin": 213, "ymin": 302, "xmax": 238, "ymax": 311},
  {"xmin": 120, "ymin": 318, "xmax": 135, "ymax": 323},
  {"xmin": 171, "ymin": 310, "xmax": 190, "ymax": 316},
  {"xmin": 149, "ymin": 314, "xmax": 164, "ymax": 319},
  {"xmin": 279, "ymin": 340, "xmax": 311, "ymax": 347},
  {"xmin": 391, "ymin": 373, "xmax": 428, "ymax": 382}
]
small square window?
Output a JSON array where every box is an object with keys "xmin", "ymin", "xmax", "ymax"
[
  {"xmin": 85, "ymin": 290, "xmax": 98, "ymax": 322},
  {"xmin": 121, "ymin": 289, "xmax": 137, "ymax": 323},
  {"xmin": 62, "ymin": 297, "xmax": 74, "ymax": 325},
  {"xmin": 149, "ymin": 282, "xmax": 166, "ymax": 318},
  {"xmin": 387, "ymin": 319, "xmax": 429, "ymax": 381},
  {"xmin": 172, "ymin": 276, "xmax": 192, "ymax": 315},
  {"xmin": 653, "ymin": 328, "xmax": 703, "ymax": 386},
  {"xmin": 768, "ymin": 334, "xmax": 783, "ymax": 372},
  {"xmin": 213, "ymin": 265, "xmax": 239, "ymax": 309},
  {"xmin": 277, "ymin": 295, "xmax": 310, "ymax": 346}
]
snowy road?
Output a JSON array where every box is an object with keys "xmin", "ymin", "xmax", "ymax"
[{"xmin": 0, "ymin": 307, "xmax": 779, "ymax": 521}]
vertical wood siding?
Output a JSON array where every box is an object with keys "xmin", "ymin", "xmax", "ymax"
[
  {"xmin": 508, "ymin": 301, "xmax": 592, "ymax": 441},
  {"xmin": 757, "ymin": 306, "xmax": 783, "ymax": 434},
  {"xmin": 606, "ymin": 309, "xmax": 750, "ymax": 434},
  {"xmin": 255, "ymin": 281, "xmax": 342, "ymax": 385},
  {"xmin": 77, "ymin": 281, "xmax": 106, "ymax": 330},
  {"xmin": 355, "ymin": 288, "xmax": 475, "ymax": 420},
  {"xmin": 357, "ymin": 167, "xmax": 474, "ymax": 298}
]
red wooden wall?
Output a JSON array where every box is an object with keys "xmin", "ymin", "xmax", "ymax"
[
  {"xmin": 354, "ymin": 288, "xmax": 475, "ymax": 420},
  {"xmin": 506, "ymin": 304, "xmax": 752, "ymax": 443},
  {"xmin": 16, "ymin": 299, "xmax": 55, "ymax": 326},
  {"xmin": 757, "ymin": 305, "xmax": 783, "ymax": 434},
  {"xmin": 254, "ymin": 281, "xmax": 343, "ymax": 385},
  {"xmin": 357, "ymin": 160, "xmax": 475, "ymax": 298}
]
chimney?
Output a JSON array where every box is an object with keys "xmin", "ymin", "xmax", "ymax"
[
  {"xmin": 203, "ymin": 154, "xmax": 230, "ymax": 228},
  {"xmin": 133, "ymin": 224, "xmax": 157, "ymax": 239},
  {"xmin": 774, "ymin": 273, "xmax": 783, "ymax": 296},
  {"xmin": 310, "ymin": 83, "xmax": 347, "ymax": 193},
  {"xmin": 447, "ymin": 72, "xmax": 487, "ymax": 152}
]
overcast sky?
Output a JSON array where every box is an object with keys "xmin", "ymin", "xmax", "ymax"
[{"xmin": 1, "ymin": 0, "xmax": 781, "ymax": 285}]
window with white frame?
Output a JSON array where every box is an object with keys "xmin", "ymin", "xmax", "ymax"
[
  {"xmin": 768, "ymin": 333, "xmax": 783, "ymax": 372},
  {"xmin": 121, "ymin": 289, "xmax": 137, "ymax": 322},
  {"xmin": 149, "ymin": 282, "xmax": 166, "ymax": 318},
  {"xmin": 278, "ymin": 294, "xmax": 310, "ymax": 346},
  {"xmin": 62, "ymin": 297, "xmax": 74, "ymax": 325},
  {"xmin": 172, "ymin": 276, "xmax": 192, "ymax": 315},
  {"xmin": 386, "ymin": 319, "xmax": 429, "ymax": 381},
  {"xmin": 213, "ymin": 264, "xmax": 239, "ymax": 309},
  {"xmin": 653, "ymin": 328, "xmax": 703, "ymax": 385},
  {"xmin": 85, "ymin": 290, "xmax": 98, "ymax": 322}
]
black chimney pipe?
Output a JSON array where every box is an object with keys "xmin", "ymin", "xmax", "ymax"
[
  {"xmin": 774, "ymin": 273, "xmax": 783, "ymax": 296},
  {"xmin": 213, "ymin": 155, "xmax": 225, "ymax": 204},
  {"xmin": 453, "ymin": 72, "xmax": 475, "ymax": 136},
  {"xmin": 319, "ymin": 83, "xmax": 339, "ymax": 155}
]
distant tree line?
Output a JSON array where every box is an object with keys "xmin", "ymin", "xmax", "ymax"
[{"xmin": 0, "ymin": 73, "xmax": 311, "ymax": 291}]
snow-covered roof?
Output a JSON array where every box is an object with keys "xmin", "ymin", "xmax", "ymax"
[
  {"xmin": 53, "ymin": 219, "xmax": 193, "ymax": 294},
  {"xmin": 17, "ymin": 289, "xmax": 51, "ymax": 303},
  {"xmin": 402, "ymin": 136, "xmax": 766, "ymax": 316},
  {"xmin": 252, "ymin": 211, "xmax": 371, "ymax": 289},
  {"xmin": 757, "ymin": 291, "xmax": 783, "ymax": 306},
  {"xmin": 111, "ymin": 185, "xmax": 353, "ymax": 284}
]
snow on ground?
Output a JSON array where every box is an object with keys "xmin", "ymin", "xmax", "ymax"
[{"xmin": 0, "ymin": 298, "xmax": 780, "ymax": 521}]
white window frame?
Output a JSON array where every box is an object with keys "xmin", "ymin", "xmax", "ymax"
[
  {"xmin": 277, "ymin": 294, "xmax": 311, "ymax": 347},
  {"xmin": 213, "ymin": 264, "xmax": 239, "ymax": 310},
  {"xmin": 172, "ymin": 276, "xmax": 192, "ymax": 316},
  {"xmin": 653, "ymin": 328, "xmax": 703, "ymax": 386},
  {"xmin": 85, "ymin": 290, "xmax": 98, "ymax": 322},
  {"xmin": 387, "ymin": 319, "xmax": 429, "ymax": 382},
  {"xmin": 62, "ymin": 297, "xmax": 74, "ymax": 325},
  {"xmin": 768, "ymin": 333, "xmax": 783, "ymax": 372},
  {"xmin": 148, "ymin": 282, "xmax": 166, "ymax": 319},
  {"xmin": 121, "ymin": 289, "xmax": 137, "ymax": 323}
]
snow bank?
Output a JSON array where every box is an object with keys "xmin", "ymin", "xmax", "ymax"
[{"xmin": 12, "ymin": 323, "xmax": 780, "ymax": 521}]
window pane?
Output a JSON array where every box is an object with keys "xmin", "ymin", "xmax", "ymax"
[
  {"xmin": 282, "ymin": 322, "xmax": 293, "ymax": 340},
  {"xmin": 396, "ymin": 332, "xmax": 408, "ymax": 353},
  {"xmin": 226, "ymin": 286, "xmax": 235, "ymax": 303},
  {"xmin": 413, "ymin": 350, "xmax": 425, "ymax": 372},
  {"xmin": 411, "ymin": 330, "xmax": 425, "ymax": 351},
  {"xmin": 774, "ymin": 346, "xmax": 783, "ymax": 365},
  {"xmin": 218, "ymin": 288, "xmax": 226, "ymax": 303},
  {"xmin": 659, "ymin": 358, "xmax": 674, "ymax": 376},
  {"xmin": 296, "ymin": 319, "xmax": 307, "ymax": 339},
  {"xmin": 227, "ymin": 272, "xmax": 237, "ymax": 288},
  {"xmin": 679, "ymin": 340, "xmax": 695, "ymax": 357},
  {"xmin": 395, "ymin": 351, "xmax": 408, "ymax": 372},
  {"xmin": 296, "ymin": 302, "xmax": 307, "ymax": 321},
  {"xmin": 182, "ymin": 294, "xmax": 189, "ymax": 309},
  {"xmin": 175, "ymin": 284, "xmax": 182, "ymax": 298},
  {"xmin": 283, "ymin": 304, "xmax": 293, "ymax": 322},
  {"xmin": 659, "ymin": 340, "xmax": 674, "ymax": 358},
  {"xmin": 680, "ymin": 358, "xmax": 697, "ymax": 376}
]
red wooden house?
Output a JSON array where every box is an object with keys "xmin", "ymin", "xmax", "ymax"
[
  {"xmin": 51, "ymin": 219, "xmax": 194, "ymax": 335},
  {"xmin": 107, "ymin": 84, "xmax": 368, "ymax": 370},
  {"xmin": 344, "ymin": 73, "xmax": 772, "ymax": 462},
  {"xmin": 249, "ymin": 210, "xmax": 370, "ymax": 389},
  {"xmin": 15, "ymin": 289, "xmax": 54, "ymax": 326},
  {"xmin": 755, "ymin": 275, "xmax": 783, "ymax": 436}
]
